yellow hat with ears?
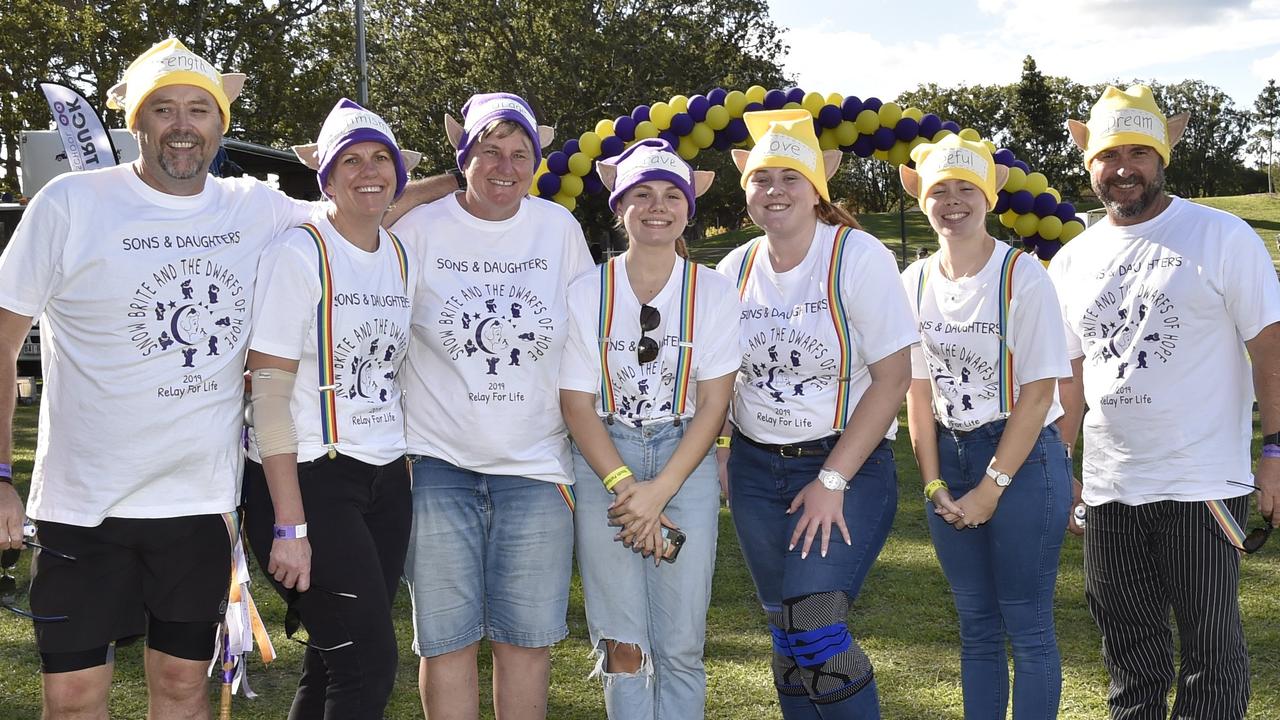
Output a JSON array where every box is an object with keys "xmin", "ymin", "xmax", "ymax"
[
  {"xmin": 902, "ymin": 134, "xmax": 1002, "ymax": 211},
  {"xmin": 732, "ymin": 109, "xmax": 840, "ymax": 201},
  {"xmin": 1067, "ymin": 84, "xmax": 1189, "ymax": 168},
  {"xmin": 106, "ymin": 38, "xmax": 245, "ymax": 134}
]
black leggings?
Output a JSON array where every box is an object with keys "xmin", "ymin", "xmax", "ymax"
[{"xmin": 243, "ymin": 454, "xmax": 411, "ymax": 720}]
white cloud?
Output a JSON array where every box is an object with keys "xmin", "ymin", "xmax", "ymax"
[{"xmin": 1253, "ymin": 48, "xmax": 1280, "ymax": 83}]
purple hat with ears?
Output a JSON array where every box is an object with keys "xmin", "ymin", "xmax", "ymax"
[
  {"xmin": 605, "ymin": 139, "xmax": 697, "ymax": 219},
  {"xmin": 293, "ymin": 98, "xmax": 421, "ymax": 200},
  {"xmin": 455, "ymin": 92, "xmax": 542, "ymax": 171}
]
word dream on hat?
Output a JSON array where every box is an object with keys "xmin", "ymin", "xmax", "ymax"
[
  {"xmin": 292, "ymin": 98, "xmax": 422, "ymax": 200},
  {"xmin": 1067, "ymin": 84, "xmax": 1189, "ymax": 168},
  {"xmin": 596, "ymin": 139, "xmax": 714, "ymax": 219},
  {"xmin": 900, "ymin": 134, "xmax": 1008, "ymax": 211},
  {"xmin": 731, "ymin": 109, "xmax": 843, "ymax": 201},
  {"xmin": 443, "ymin": 92, "xmax": 555, "ymax": 171},
  {"xmin": 106, "ymin": 37, "xmax": 245, "ymax": 134}
]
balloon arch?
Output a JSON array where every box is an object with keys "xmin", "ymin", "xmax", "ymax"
[{"xmin": 528, "ymin": 85, "xmax": 1084, "ymax": 261}]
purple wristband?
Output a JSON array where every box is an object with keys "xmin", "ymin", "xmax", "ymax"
[
  {"xmin": 1263, "ymin": 444, "xmax": 1280, "ymax": 460},
  {"xmin": 273, "ymin": 523, "xmax": 308, "ymax": 539},
  {"xmin": 0, "ymin": 463, "xmax": 11, "ymax": 484}
]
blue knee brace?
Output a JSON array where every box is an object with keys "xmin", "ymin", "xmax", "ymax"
[
  {"xmin": 783, "ymin": 592, "xmax": 874, "ymax": 704},
  {"xmin": 767, "ymin": 610, "xmax": 807, "ymax": 697}
]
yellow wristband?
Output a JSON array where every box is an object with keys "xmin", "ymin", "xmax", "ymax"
[
  {"xmin": 602, "ymin": 465, "xmax": 633, "ymax": 492},
  {"xmin": 924, "ymin": 479, "xmax": 948, "ymax": 502},
  {"xmin": 715, "ymin": 435, "xmax": 732, "ymax": 448}
]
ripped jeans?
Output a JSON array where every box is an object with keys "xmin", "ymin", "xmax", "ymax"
[{"xmin": 571, "ymin": 420, "xmax": 721, "ymax": 720}]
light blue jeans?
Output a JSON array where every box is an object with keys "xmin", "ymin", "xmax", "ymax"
[{"xmin": 572, "ymin": 421, "xmax": 721, "ymax": 720}]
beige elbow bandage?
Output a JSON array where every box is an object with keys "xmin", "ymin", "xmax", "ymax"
[{"xmin": 250, "ymin": 367, "xmax": 298, "ymax": 458}]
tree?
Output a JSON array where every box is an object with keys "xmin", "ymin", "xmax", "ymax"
[
  {"xmin": 1007, "ymin": 56, "xmax": 1074, "ymax": 186},
  {"xmin": 1150, "ymin": 79, "xmax": 1253, "ymax": 197},
  {"xmin": 1250, "ymin": 79, "xmax": 1279, "ymax": 194}
]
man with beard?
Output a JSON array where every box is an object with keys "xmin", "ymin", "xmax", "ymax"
[
  {"xmin": 0, "ymin": 39, "xmax": 452, "ymax": 718},
  {"xmin": 1049, "ymin": 85, "xmax": 1280, "ymax": 719}
]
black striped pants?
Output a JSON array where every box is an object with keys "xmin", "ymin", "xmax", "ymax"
[{"xmin": 1084, "ymin": 496, "xmax": 1250, "ymax": 720}]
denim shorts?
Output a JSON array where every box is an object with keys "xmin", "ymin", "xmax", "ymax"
[{"xmin": 404, "ymin": 455, "xmax": 573, "ymax": 656}]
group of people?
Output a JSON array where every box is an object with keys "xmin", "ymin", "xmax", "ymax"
[{"xmin": 0, "ymin": 37, "xmax": 1275, "ymax": 720}]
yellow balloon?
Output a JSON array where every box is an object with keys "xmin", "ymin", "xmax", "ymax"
[
  {"xmin": 567, "ymin": 152, "xmax": 592, "ymax": 177},
  {"xmin": 690, "ymin": 123, "xmax": 715, "ymax": 148},
  {"xmin": 999, "ymin": 209, "xmax": 1019, "ymax": 228},
  {"xmin": 855, "ymin": 109, "xmax": 880, "ymax": 135},
  {"xmin": 725, "ymin": 91, "xmax": 748, "ymax": 118},
  {"xmin": 1013, "ymin": 212, "xmax": 1040, "ymax": 237},
  {"xmin": 834, "ymin": 120, "xmax": 858, "ymax": 146},
  {"xmin": 932, "ymin": 129, "xmax": 953, "ymax": 142},
  {"xmin": 634, "ymin": 121, "xmax": 659, "ymax": 140},
  {"xmin": 529, "ymin": 166, "xmax": 546, "ymax": 195},
  {"xmin": 818, "ymin": 128, "xmax": 839, "ymax": 150},
  {"xmin": 958, "ymin": 127, "xmax": 981, "ymax": 141},
  {"xmin": 1003, "ymin": 166, "xmax": 1027, "ymax": 192},
  {"xmin": 1060, "ymin": 220, "xmax": 1084, "ymax": 242},
  {"xmin": 677, "ymin": 136, "xmax": 699, "ymax": 160},
  {"xmin": 595, "ymin": 119, "xmax": 615, "ymax": 138},
  {"xmin": 649, "ymin": 102, "xmax": 673, "ymax": 130},
  {"xmin": 552, "ymin": 192, "xmax": 576, "ymax": 212},
  {"xmin": 1047, "ymin": 187, "xmax": 1061, "ymax": 202},
  {"xmin": 878, "ymin": 102, "xmax": 903, "ymax": 128},
  {"xmin": 983, "ymin": 139, "xmax": 997, "ymax": 154},
  {"xmin": 1024, "ymin": 172, "xmax": 1049, "ymax": 196},
  {"xmin": 909, "ymin": 136, "xmax": 928, "ymax": 150},
  {"xmin": 873, "ymin": 148, "xmax": 889, "ymax": 161},
  {"xmin": 578, "ymin": 132, "xmax": 602, "ymax": 158},
  {"xmin": 803, "ymin": 92, "xmax": 826, "ymax": 117},
  {"xmin": 784, "ymin": 101, "xmax": 803, "ymax": 110},
  {"xmin": 559, "ymin": 173, "xmax": 584, "ymax": 198},
  {"xmin": 745, "ymin": 86, "xmax": 767, "ymax": 104},
  {"xmin": 1038, "ymin": 215, "xmax": 1064, "ymax": 240},
  {"xmin": 887, "ymin": 141, "xmax": 910, "ymax": 166},
  {"xmin": 826, "ymin": 92, "xmax": 844, "ymax": 106},
  {"xmin": 705, "ymin": 105, "xmax": 731, "ymax": 131},
  {"xmin": 669, "ymin": 95, "xmax": 689, "ymax": 114},
  {"xmin": 903, "ymin": 107, "xmax": 924, "ymax": 122}
]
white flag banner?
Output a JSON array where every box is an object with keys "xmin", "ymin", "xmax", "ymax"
[{"xmin": 39, "ymin": 81, "xmax": 118, "ymax": 171}]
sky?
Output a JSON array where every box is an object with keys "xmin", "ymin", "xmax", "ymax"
[{"xmin": 768, "ymin": 0, "xmax": 1280, "ymax": 111}]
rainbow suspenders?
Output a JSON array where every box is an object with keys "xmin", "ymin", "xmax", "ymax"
[
  {"xmin": 736, "ymin": 226, "xmax": 856, "ymax": 433},
  {"xmin": 597, "ymin": 257, "xmax": 698, "ymax": 422},
  {"xmin": 296, "ymin": 223, "xmax": 408, "ymax": 458},
  {"xmin": 916, "ymin": 245, "xmax": 1022, "ymax": 415}
]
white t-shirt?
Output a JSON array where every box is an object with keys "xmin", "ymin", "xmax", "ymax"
[
  {"xmin": 902, "ymin": 240, "xmax": 1069, "ymax": 431},
  {"xmin": 247, "ymin": 217, "xmax": 414, "ymax": 465},
  {"xmin": 0, "ymin": 165, "xmax": 313, "ymax": 525},
  {"xmin": 715, "ymin": 222, "xmax": 918, "ymax": 444},
  {"xmin": 1048, "ymin": 197, "xmax": 1280, "ymax": 505},
  {"xmin": 392, "ymin": 194, "xmax": 593, "ymax": 484},
  {"xmin": 559, "ymin": 256, "xmax": 742, "ymax": 425}
]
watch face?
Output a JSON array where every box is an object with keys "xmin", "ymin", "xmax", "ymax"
[
  {"xmin": 819, "ymin": 469, "xmax": 846, "ymax": 491},
  {"xmin": 995, "ymin": 473, "xmax": 1012, "ymax": 487}
]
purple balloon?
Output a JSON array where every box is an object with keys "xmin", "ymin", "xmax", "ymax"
[
  {"xmin": 763, "ymin": 89, "xmax": 787, "ymax": 110},
  {"xmin": 993, "ymin": 148, "xmax": 1016, "ymax": 166},
  {"xmin": 1009, "ymin": 189, "xmax": 1034, "ymax": 214},
  {"xmin": 658, "ymin": 129, "xmax": 680, "ymax": 146},
  {"xmin": 1054, "ymin": 202, "xmax": 1077, "ymax": 222},
  {"xmin": 1036, "ymin": 238, "xmax": 1063, "ymax": 260},
  {"xmin": 613, "ymin": 116, "xmax": 637, "ymax": 142},
  {"xmin": 582, "ymin": 172, "xmax": 604, "ymax": 195},
  {"xmin": 993, "ymin": 191, "xmax": 1011, "ymax": 214},
  {"xmin": 818, "ymin": 105, "xmax": 843, "ymax": 129},
  {"xmin": 1033, "ymin": 192, "xmax": 1058, "ymax": 217},
  {"xmin": 863, "ymin": 97, "xmax": 883, "ymax": 112},
  {"xmin": 851, "ymin": 135, "xmax": 875, "ymax": 157},
  {"xmin": 1012, "ymin": 160, "xmax": 1030, "ymax": 173},
  {"xmin": 918, "ymin": 114, "xmax": 942, "ymax": 139},
  {"xmin": 562, "ymin": 139, "xmax": 580, "ymax": 157},
  {"xmin": 707, "ymin": 88, "xmax": 728, "ymax": 106},
  {"xmin": 725, "ymin": 118, "xmax": 749, "ymax": 143},
  {"xmin": 894, "ymin": 117, "xmax": 920, "ymax": 142},
  {"xmin": 631, "ymin": 105, "xmax": 650, "ymax": 122},
  {"xmin": 1022, "ymin": 234, "xmax": 1041, "ymax": 250},
  {"xmin": 841, "ymin": 96, "xmax": 864, "ymax": 120},
  {"xmin": 786, "ymin": 87, "xmax": 805, "ymax": 104},
  {"xmin": 670, "ymin": 112, "xmax": 695, "ymax": 136},
  {"xmin": 688, "ymin": 95, "xmax": 710, "ymax": 122},
  {"xmin": 872, "ymin": 127, "xmax": 896, "ymax": 151},
  {"xmin": 941, "ymin": 120, "xmax": 961, "ymax": 134},
  {"xmin": 711, "ymin": 133, "xmax": 732, "ymax": 151},
  {"xmin": 600, "ymin": 135, "xmax": 625, "ymax": 158},
  {"xmin": 546, "ymin": 151, "xmax": 570, "ymax": 176},
  {"xmin": 745, "ymin": 101, "xmax": 765, "ymax": 113},
  {"xmin": 536, "ymin": 172, "xmax": 561, "ymax": 197}
]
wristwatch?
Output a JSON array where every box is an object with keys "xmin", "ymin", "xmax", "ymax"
[
  {"xmin": 985, "ymin": 463, "xmax": 1012, "ymax": 488},
  {"xmin": 817, "ymin": 467, "xmax": 849, "ymax": 492}
]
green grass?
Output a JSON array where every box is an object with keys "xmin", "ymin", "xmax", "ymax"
[{"xmin": 1, "ymin": 399, "xmax": 1278, "ymax": 718}]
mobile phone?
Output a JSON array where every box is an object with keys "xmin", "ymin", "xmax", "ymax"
[{"xmin": 660, "ymin": 526, "xmax": 686, "ymax": 564}]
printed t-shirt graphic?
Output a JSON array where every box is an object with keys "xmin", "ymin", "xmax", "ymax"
[
  {"xmin": 0, "ymin": 164, "xmax": 314, "ymax": 525},
  {"xmin": 393, "ymin": 194, "xmax": 594, "ymax": 483},
  {"xmin": 246, "ymin": 217, "xmax": 414, "ymax": 465},
  {"xmin": 715, "ymin": 222, "xmax": 918, "ymax": 445},
  {"xmin": 901, "ymin": 240, "xmax": 1069, "ymax": 432},
  {"xmin": 559, "ymin": 257, "xmax": 743, "ymax": 426},
  {"xmin": 1048, "ymin": 197, "xmax": 1280, "ymax": 504}
]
